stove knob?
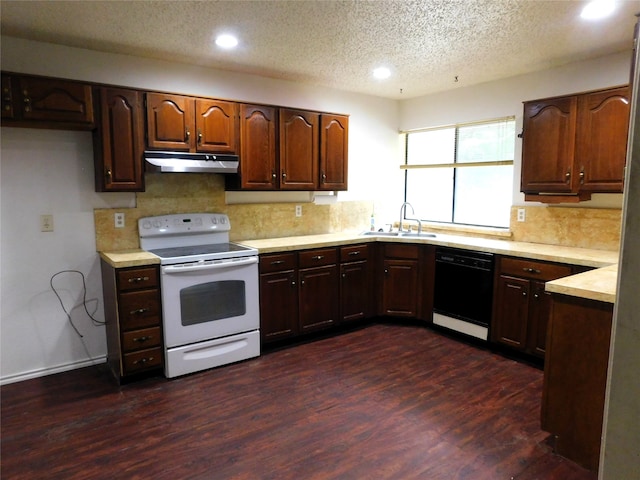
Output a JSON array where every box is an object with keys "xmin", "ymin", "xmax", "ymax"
[
  {"xmin": 142, "ymin": 220, "xmax": 152, "ymax": 229},
  {"xmin": 211, "ymin": 217, "xmax": 218, "ymax": 224}
]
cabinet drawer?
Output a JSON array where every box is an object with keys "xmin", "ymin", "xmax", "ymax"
[
  {"xmin": 340, "ymin": 244, "xmax": 369, "ymax": 262},
  {"xmin": 501, "ymin": 257, "xmax": 573, "ymax": 281},
  {"xmin": 123, "ymin": 347, "xmax": 163, "ymax": 374},
  {"xmin": 117, "ymin": 267, "xmax": 159, "ymax": 291},
  {"xmin": 118, "ymin": 290, "xmax": 161, "ymax": 330},
  {"xmin": 260, "ymin": 253, "xmax": 297, "ymax": 273},
  {"xmin": 122, "ymin": 326, "xmax": 162, "ymax": 352},
  {"xmin": 299, "ymin": 248, "xmax": 337, "ymax": 268},
  {"xmin": 384, "ymin": 244, "xmax": 419, "ymax": 260}
]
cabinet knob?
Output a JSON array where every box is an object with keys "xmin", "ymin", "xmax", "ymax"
[
  {"xmin": 128, "ymin": 276, "xmax": 150, "ymax": 283},
  {"xmin": 105, "ymin": 169, "xmax": 112, "ymax": 180},
  {"xmin": 130, "ymin": 308, "xmax": 149, "ymax": 315},
  {"xmin": 579, "ymin": 167, "xmax": 585, "ymax": 184},
  {"xmin": 271, "ymin": 172, "xmax": 277, "ymax": 180},
  {"xmin": 197, "ymin": 130, "xmax": 203, "ymax": 145},
  {"xmin": 300, "ymin": 279, "xmax": 305, "ymax": 286},
  {"xmin": 342, "ymin": 273, "xmax": 346, "ymax": 278},
  {"xmin": 534, "ymin": 293, "xmax": 540, "ymax": 299},
  {"xmin": 311, "ymin": 255, "xmax": 324, "ymax": 261},
  {"xmin": 565, "ymin": 170, "xmax": 571, "ymax": 182},
  {"xmin": 282, "ymin": 172, "xmax": 287, "ymax": 179},
  {"xmin": 522, "ymin": 291, "xmax": 527, "ymax": 297},
  {"xmin": 522, "ymin": 268, "xmax": 541, "ymax": 274},
  {"xmin": 133, "ymin": 356, "xmax": 154, "ymax": 365},
  {"xmin": 133, "ymin": 335, "xmax": 153, "ymax": 343},
  {"xmin": 321, "ymin": 172, "xmax": 327, "ymax": 183},
  {"xmin": 185, "ymin": 128, "xmax": 191, "ymax": 141}
]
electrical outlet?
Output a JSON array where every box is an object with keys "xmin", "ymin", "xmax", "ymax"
[
  {"xmin": 115, "ymin": 212, "xmax": 125, "ymax": 228},
  {"xmin": 517, "ymin": 208, "xmax": 526, "ymax": 222},
  {"xmin": 40, "ymin": 214, "xmax": 54, "ymax": 232},
  {"xmin": 295, "ymin": 205, "xmax": 302, "ymax": 217}
]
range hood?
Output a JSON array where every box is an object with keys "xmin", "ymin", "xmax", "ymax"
[{"xmin": 144, "ymin": 151, "xmax": 239, "ymax": 173}]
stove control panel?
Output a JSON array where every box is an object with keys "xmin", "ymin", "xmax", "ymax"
[{"xmin": 139, "ymin": 213, "xmax": 230, "ymax": 237}]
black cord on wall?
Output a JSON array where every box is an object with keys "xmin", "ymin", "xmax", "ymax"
[{"xmin": 50, "ymin": 269, "xmax": 105, "ymax": 338}]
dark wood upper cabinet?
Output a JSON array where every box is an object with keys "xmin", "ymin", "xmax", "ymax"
[
  {"xmin": 521, "ymin": 96, "xmax": 577, "ymax": 195},
  {"xmin": 146, "ymin": 93, "xmax": 195, "ymax": 151},
  {"xmin": 195, "ymin": 99, "xmax": 238, "ymax": 154},
  {"xmin": 237, "ymin": 104, "xmax": 277, "ymax": 189},
  {"xmin": 93, "ymin": 87, "xmax": 145, "ymax": 192},
  {"xmin": 279, "ymin": 108, "xmax": 319, "ymax": 190},
  {"xmin": 575, "ymin": 86, "xmax": 630, "ymax": 192},
  {"xmin": 1, "ymin": 73, "xmax": 94, "ymax": 128},
  {"xmin": 521, "ymin": 85, "xmax": 630, "ymax": 202},
  {"xmin": 146, "ymin": 93, "xmax": 238, "ymax": 154},
  {"xmin": 319, "ymin": 114, "xmax": 349, "ymax": 190}
]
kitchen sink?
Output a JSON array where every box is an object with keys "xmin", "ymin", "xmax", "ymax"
[{"xmin": 360, "ymin": 231, "xmax": 436, "ymax": 238}]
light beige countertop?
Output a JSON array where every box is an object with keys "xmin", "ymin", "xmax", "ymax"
[
  {"xmin": 546, "ymin": 264, "xmax": 618, "ymax": 304},
  {"xmin": 99, "ymin": 249, "xmax": 160, "ymax": 268},
  {"xmin": 100, "ymin": 231, "xmax": 620, "ymax": 302}
]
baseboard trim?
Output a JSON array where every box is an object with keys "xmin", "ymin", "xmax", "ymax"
[{"xmin": 0, "ymin": 355, "xmax": 107, "ymax": 386}]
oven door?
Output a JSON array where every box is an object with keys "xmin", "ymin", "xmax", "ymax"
[{"xmin": 160, "ymin": 256, "xmax": 259, "ymax": 348}]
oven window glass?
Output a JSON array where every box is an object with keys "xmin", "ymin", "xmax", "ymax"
[{"xmin": 180, "ymin": 280, "xmax": 246, "ymax": 326}]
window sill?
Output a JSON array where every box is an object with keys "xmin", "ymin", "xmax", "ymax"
[{"xmin": 403, "ymin": 221, "xmax": 512, "ymax": 240}]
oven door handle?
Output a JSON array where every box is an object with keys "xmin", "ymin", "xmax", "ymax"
[{"xmin": 162, "ymin": 256, "xmax": 258, "ymax": 274}]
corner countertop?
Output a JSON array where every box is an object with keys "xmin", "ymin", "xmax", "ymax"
[
  {"xmin": 545, "ymin": 264, "xmax": 618, "ymax": 304},
  {"xmin": 99, "ymin": 249, "xmax": 160, "ymax": 268},
  {"xmin": 99, "ymin": 231, "xmax": 620, "ymax": 303}
]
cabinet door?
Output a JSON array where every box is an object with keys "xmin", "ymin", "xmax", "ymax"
[
  {"xmin": 319, "ymin": 114, "xmax": 348, "ymax": 190},
  {"xmin": 16, "ymin": 76, "xmax": 94, "ymax": 126},
  {"xmin": 279, "ymin": 109, "xmax": 319, "ymax": 190},
  {"xmin": 195, "ymin": 99, "xmax": 238, "ymax": 153},
  {"xmin": 239, "ymin": 104, "xmax": 278, "ymax": 189},
  {"xmin": 146, "ymin": 93, "xmax": 194, "ymax": 151},
  {"xmin": 340, "ymin": 260, "xmax": 371, "ymax": 322},
  {"xmin": 382, "ymin": 259, "xmax": 419, "ymax": 317},
  {"xmin": 299, "ymin": 264, "xmax": 338, "ymax": 332},
  {"xmin": 259, "ymin": 270, "xmax": 298, "ymax": 343},
  {"xmin": 526, "ymin": 280, "xmax": 552, "ymax": 357},
  {"xmin": 95, "ymin": 87, "xmax": 145, "ymax": 191},
  {"xmin": 521, "ymin": 96, "xmax": 577, "ymax": 194},
  {"xmin": 492, "ymin": 275, "xmax": 530, "ymax": 349},
  {"xmin": 576, "ymin": 86, "xmax": 630, "ymax": 193},
  {"xmin": 2, "ymin": 74, "xmax": 14, "ymax": 119}
]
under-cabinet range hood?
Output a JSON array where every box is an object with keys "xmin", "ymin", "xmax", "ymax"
[{"xmin": 144, "ymin": 151, "xmax": 239, "ymax": 173}]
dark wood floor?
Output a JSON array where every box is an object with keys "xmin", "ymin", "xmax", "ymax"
[{"xmin": 1, "ymin": 322, "xmax": 596, "ymax": 480}]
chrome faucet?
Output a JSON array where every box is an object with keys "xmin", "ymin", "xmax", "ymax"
[
  {"xmin": 399, "ymin": 202, "xmax": 422, "ymax": 234},
  {"xmin": 399, "ymin": 202, "xmax": 413, "ymax": 233}
]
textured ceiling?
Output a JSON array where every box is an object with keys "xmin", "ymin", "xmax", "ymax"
[{"xmin": 1, "ymin": 0, "xmax": 638, "ymax": 99}]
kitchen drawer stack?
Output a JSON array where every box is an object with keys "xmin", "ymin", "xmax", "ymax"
[{"xmin": 101, "ymin": 261, "xmax": 164, "ymax": 382}]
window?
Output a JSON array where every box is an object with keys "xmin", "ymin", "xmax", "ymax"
[{"xmin": 402, "ymin": 117, "xmax": 515, "ymax": 228}]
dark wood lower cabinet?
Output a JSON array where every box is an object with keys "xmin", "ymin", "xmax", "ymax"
[
  {"xmin": 381, "ymin": 244, "xmax": 421, "ymax": 317},
  {"xmin": 541, "ymin": 294, "xmax": 613, "ymax": 472},
  {"xmin": 340, "ymin": 244, "xmax": 373, "ymax": 323},
  {"xmin": 299, "ymin": 264, "xmax": 339, "ymax": 332},
  {"xmin": 492, "ymin": 256, "xmax": 575, "ymax": 358}
]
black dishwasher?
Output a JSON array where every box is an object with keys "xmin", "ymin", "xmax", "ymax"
[{"xmin": 433, "ymin": 247, "xmax": 495, "ymax": 340}]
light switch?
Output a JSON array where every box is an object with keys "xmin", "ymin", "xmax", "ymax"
[{"xmin": 40, "ymin": 214, "xmax": 54, "ymax": 232}]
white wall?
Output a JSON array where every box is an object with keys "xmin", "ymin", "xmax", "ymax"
[
  {"xmin": 0, "ymin": 36, "xmax": 399, "ymax": 383},
  {"xmin": 399, "ymin": 51, "xmax": 631, "ymax": 208}
]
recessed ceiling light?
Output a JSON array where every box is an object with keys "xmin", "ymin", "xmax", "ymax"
[
  {"xmin": 373, "ymin": 67, "xmax": 391, "ymax": 80},
  {"xmin": 580, "ymin": 0, "xmax": 616, "ymax": 20},
  {"xmin": 215, "ymin": 34, "xmax": 238, "ymax": 49}
]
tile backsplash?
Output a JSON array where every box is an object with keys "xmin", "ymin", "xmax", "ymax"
[
  {"xmin": 510, "ymin": 205, "xmax": 621, "ymax": 251},
  {"xmin": 94, "ymin": 173, "xmax": 373, "ymax": 252},
  {"xmin": 94, "ymin": 174, "xmax": 622, "ymax": 252}
]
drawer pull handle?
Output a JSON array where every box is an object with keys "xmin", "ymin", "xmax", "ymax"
[
  {"xmin": 130, "ymin": 308, "xmax": 149, "ymax": 315},
  {"xmin": 523, "ymin": 268, "xmax": 541, "ymax": 274},
  {"xmin": 133, "ymin": 356, "xmax": 154, "ymax": 365},
  {"xmin": 133, "ymin": 335, "xmax": 153, "ymax": 343},
  {"xmin": 128, "ymin": 276, "xmax": 150, "ymax": 283},
  {"xmin": 348, "ymin": 251, "xmax": 361, "ymax": 256},
  {"xmin": 270, "ymin": 260, "xmax": 285, "ymax": 265},
  {"xmin": 312, "ymin": 255, "xmax": 324, "ymax": 261}
]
